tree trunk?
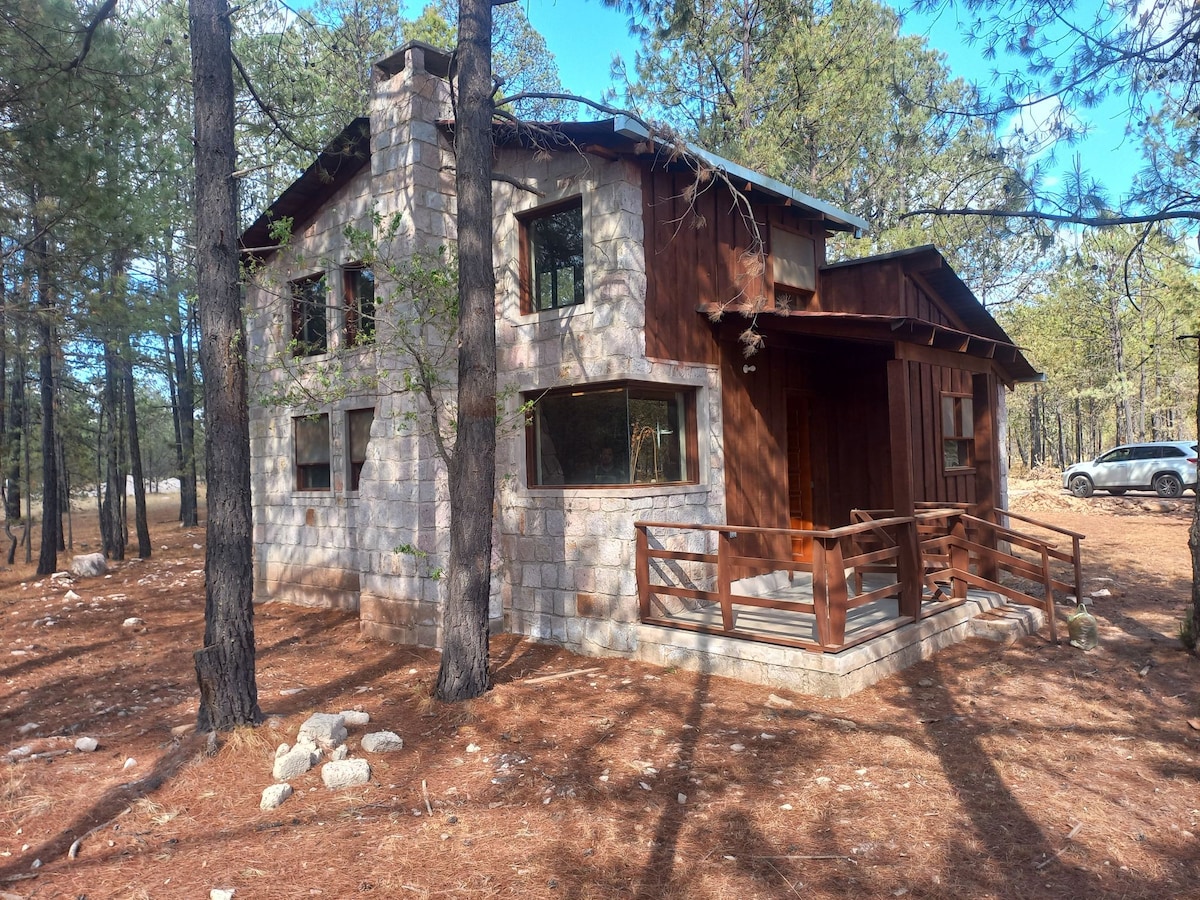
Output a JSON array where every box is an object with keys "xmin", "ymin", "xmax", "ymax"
[
  {"xmin": 190, "ymin": 0, "xmax": 261, "ymax": 730},
  {"xmin": 124, "ymin": 337, "xmax": 151, "ymax": 558},
  {"xmin": 172, "ymin": 323, "xmax": 199, "ymax": 527},
  {"xmin": 101, "ymin": 341, "xmax": 126, "ymax": 560},
  {"xmin": 435, "ymin": 0, "xmax": 496, "ymax": 702},
  {"xmin": 33, "ymin": 205, "xmax": 58, "ymax": 577}
]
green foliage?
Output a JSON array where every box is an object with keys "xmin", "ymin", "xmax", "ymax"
[
  {"xmin": 998, "ymin": 226, "xmax": 1200, "ymax": 467},
  {"xmin": 613, "ymin": 0, "xmax": 1047, "ymax": 297}
]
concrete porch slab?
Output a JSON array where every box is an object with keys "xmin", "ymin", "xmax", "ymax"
[{"xmin": 633, "ymin": 591, "xmax": 1045, "ymax": 698}]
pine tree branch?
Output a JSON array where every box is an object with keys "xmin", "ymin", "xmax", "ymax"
[
  {"xmin": 65, "ymin": 0, "xmax": 117, "ymax": 72},
  {"xmin": 229, "ymin": 51, "xmax": 322, "ymax": 156},
  {"xmin": 900, "ymin": 206, "xmax": 1200, "ymax": 227}
]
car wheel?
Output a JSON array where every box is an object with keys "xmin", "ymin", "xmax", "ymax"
[
  {"xmin": 1154, "ymin": 473, "xmax": 1183, "ymax": 498},
  {"xmin": 1068, "ymin": 474, "xmax": 1094, "ymax": 498},
  {"xmin": 1108, "ymin": 489, "xmax": 1126, "ymax": 495}
]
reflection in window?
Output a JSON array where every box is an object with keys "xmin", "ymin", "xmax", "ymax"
[
  {"xmin": 295, "ymin": 414, "xmax": 331, "ymax": 490},
  {"xmin": 527, "ymin": 200, "xmax": 584, "ymax": 311},
  {"xmin": 530, "ymin": 384, "xmax": 693, "ymax": 487},
  {"xmin": 343, "ymin": 265, "xmax": 375, "ymax": 346},
  {"xmin": 941, "ymin": 394, "xmax": 974, "ymax": 470},
  {"xmin": 347, "ymin": 407, "xmax": 374, "ymax": 491},
  {"xmin": 290, "ymin": 273, "xmax": 327, "ymax": 355}
]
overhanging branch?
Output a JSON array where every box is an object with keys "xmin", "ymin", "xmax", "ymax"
[{"xmin": 900, "ymin": 206, "xmax": 1200, "ymax": 227}]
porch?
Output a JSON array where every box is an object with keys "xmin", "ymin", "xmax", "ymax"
[{"xmin": 633, "ymin": 506, "xmax": 1083, "ymax": 693}]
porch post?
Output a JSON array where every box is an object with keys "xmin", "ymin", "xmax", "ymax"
[
  {"xmin": 973, "ymin": 372, "xmax": 1000, "ymax": 582},
  {"xmin": 887, "ymin": 358, "xmax": 923, "ymax": 618}
]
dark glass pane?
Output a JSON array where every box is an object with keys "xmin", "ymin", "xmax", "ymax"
[
  {"xmin": 295, "ymin": 414, "xmax": 330, "ymax": 464},
  {"xmin": 530, "ymin": 203, "xmax": 584, "ymax": 311},
  {"xmin": 345, "ymin": 266, "xmax": 375, "ymax": 344},
  {"xmin": 348, "ymin": 408, "xmax": 374, "ymax": 491},
  {"xmin": 291, "ymin": 274, "xmax": 327, "ymax": 355},
  {"xmin": 535, "ymin": 387, "xmax": 627, "ymax": 485},
  {"xmin": 629, "ymin": 391, "xmax": 685, "ymax": 483}
]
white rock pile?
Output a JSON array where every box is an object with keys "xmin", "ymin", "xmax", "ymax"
[{"xmin": 259, "ymin": 710, "xmax": 405, "ymax": 810}]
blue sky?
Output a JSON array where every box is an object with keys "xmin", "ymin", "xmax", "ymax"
[{"xmin": 515, "ymin": 0, "xmax": 1137, "ymax": 198}]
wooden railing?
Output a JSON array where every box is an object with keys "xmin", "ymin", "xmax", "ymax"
[{"xmin": 635, "ymin": 505, "xmax": 1083, "ymax": 653}]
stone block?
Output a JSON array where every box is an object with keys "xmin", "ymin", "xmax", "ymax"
[
  {"xmin": 340, "ymin": 710, "xmax": 371, "ymax": 726},
  {"xmin": 298, "ymin": 713, "xmax": 347, "ymax": 751},
  {"xmin": 272, "ymin": 744, "xmax": 318, "ymax": 781},
  {"xmin": 361, "ymin": 731, "xmax": 404, "ymax": 753},
  {"xmin": 260, "ymin": 783, "xmax": 293, "ymax": 810},
  {"xmin": 322, "ymin": 758, "xmax": 371, "ymax": 790}
]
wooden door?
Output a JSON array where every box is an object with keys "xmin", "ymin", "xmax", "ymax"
[{"xmin": 787, "ymin": 393, "xmax": 814, "ymax": 561}]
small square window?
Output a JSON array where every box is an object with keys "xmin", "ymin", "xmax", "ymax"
[
  {"xmin": 941, "ymin": 394, "xmax": 974, "ymax": 471},
  {"xmin": 295, "ymin": 414, "xmax": 331, "ymax": 490},
  {"xmin": 347, "ymin": 407, "xmax": 374, "ymax": 491},
  {"xmin": 523, "ymin": 200, "xmax": 584, "ymax": 312},
  {"xmin": 343, "ymin": 265, "xmax": 375, "ymax": 346},
  {"xmin": 291, "ymin": 274, "xmax": 327, "ymax": 356}
]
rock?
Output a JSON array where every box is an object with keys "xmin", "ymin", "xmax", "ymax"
[
  {"xmin": 17, "ymin": 722, "xmax": 38, "ymax": 736},
  {"xmin": 321, "ymin": 758, "xmax": 370, "ymax": 789},
  {"xmin": 465, "ymin": 743, "xmax": 481, "ymax": 753},
  {"xmin": 122, "ymin": 617, "xmax": 145, "ymax": 628},
  {"xmin": 765, "ymin": 693, "xmax": 794, "ymax": 709},
  {"xmin": 69, "ymin": 553, "xmax": 108, "ymax": 578},
  {"xmin": 260, "ymin": 783, "xmax": 293, "ymax": 810},
  {"xmin": 123, "ymin": 758, "xmax": 137, "ymax": 770},
  {"xmin": 298, "ymin": 713, "xmax": 346, "ymax": 751},
  {"xmin": 272, "ymin": 745, "xmax": 318, "ymax": 781},
  {"xmin": 1090, "ymin": 588, "xmax": 1113, "ymax": 599},
  {"xmin": 361, "ymin": 731, "xmax": 404, "ymax": 753},
  {"xmin": 330, "ymin": 745, "xmax": 349, "ymax": 761},
  {"xmin": 340, "ymin": 710, "xmax": 370, "ymax": 726},
  {"xmin": 917, "ymin": 678, "xmax": 935, "ymax": 688},
  {"xmin": 74, "ymin": 737, "xmax": 99, "ymax": 752},
  {"xmin": 829, "ymin": 718, "xmax": 858, "ymax": 732},
  {"xmin": 730, "ymin": 743, "xmax": 746, "ymax": 752},
  {"xmin": 210, "ymin": 890, "xmax": 235, "ymax": 900},
  {"xmin": 50, "ymin": 571, "xmax": 73, "ymax": 583},
  {"xmin": 64, "ymin": 590, "xmax": 81, "ymax": 602},
  {"xmin": 279, "ymin": 688, "xmax": 305, "ymax": 696},
  {"xmin": 275, "ymin": 743, "xmax": 290, "ymax": 760}
]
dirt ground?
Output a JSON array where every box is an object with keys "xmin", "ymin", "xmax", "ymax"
[{"xmin": 1, "ymin": 481, "xmax": 1198, "ymax": 899}]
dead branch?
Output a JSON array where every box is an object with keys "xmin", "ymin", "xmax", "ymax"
[
  {"xmin": 67, "ymin": 806, "xmax": 132, "ymax": 860},
  {"xmin": 230, "ymin": 52, "xmax": 321, "ymax": 156},
  {"xmin": 65, "ymin": 0, "xmax": 117, "ymax": 72}
]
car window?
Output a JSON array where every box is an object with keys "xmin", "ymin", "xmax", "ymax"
[
  {"xmin": 1098, "ymin": 448, "xmax": 1132, "ymax": 463},
  {"xmin": 1160, "ymin": 446, "xmax": 1185, "ymax": 458},
  {"xmin": 1130, "ymin": 447, "xmax": 1157, "ymax": 460}
]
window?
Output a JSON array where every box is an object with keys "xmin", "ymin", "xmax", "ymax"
[
  {"xmin": 343, "ymin": 264, "xmax": 375, "ymax": 346},
  {"xmin": 941, "ymin": 393, "xmax": 974, "ymax": 470},
  {"xmin": 347, "ymin": 408, "xmax": 374, "ymax": 491},
  {"xmin": 523, "ymin": 199, "xmax": 584, "ymax": 312},
  {"xmin": 529, "ymin": 383, "xmax": 696, "ymax": 487},
  {"xmin": 290, "ymin": 273, "xmax": 327, "ymax": 355},
  {"xmin": 295, "ymin": 414, "xmax": 331, "ymax": 490}
]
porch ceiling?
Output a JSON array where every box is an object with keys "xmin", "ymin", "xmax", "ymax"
[{"xmin": 747, "ymin": 310, "xmax": 1039, "ymax": 381}]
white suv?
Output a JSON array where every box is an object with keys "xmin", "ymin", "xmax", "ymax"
[{"xmin": 1062, "ymin": 441, "xmax": 1198, "ymax": 498}]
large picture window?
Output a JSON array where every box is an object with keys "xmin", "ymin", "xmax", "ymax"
[
  {"xmin": 523, "ymin": 199, "xmax": 584, "ymax": 312},
  {"xmin": 290, "ymin": 273, "xmax": 327, "ymax": 355},
  {"xmin": 529, "ymin": 383, "xmax": 696, "ymax": 487},
  {"xmin": 295, "ymin": 414, "xmax": 331, "ymax": 490},
  {"xmin": 343, "ymin": 264, "xmax": 375, "ymax": 346},
  {"xmin": 347, "ymin": 407, "xmax": 374, "ymax": 491},
  {"xmin": 941, "ymin": 393, "xmax": 974, "ymax": 471}
]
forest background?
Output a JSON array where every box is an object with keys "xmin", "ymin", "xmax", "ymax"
[{"xmin": 1, "ymin": 0, "xmax": 1197, "ymax": 569}]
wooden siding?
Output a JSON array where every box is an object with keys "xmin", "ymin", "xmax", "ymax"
[
  {"xmin": 905, "ymin": 361, "xmax": 979, "ymax": 506},
  {"xmin": 642, "ymin": 168, "xmax": 825, "ymax": 364},
  {"xmin": 821, "ymin": 258, "xmax": 964, "ymax": 330}
]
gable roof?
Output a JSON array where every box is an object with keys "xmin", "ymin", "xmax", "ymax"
[{"xmin": 239, "ymin": 117, "xmax": 372, "ymax": 260}]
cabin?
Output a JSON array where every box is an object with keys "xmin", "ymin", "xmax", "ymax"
[{"xmin": 241, "ymin": 43, "xmax": 1080, "ymax": 696}]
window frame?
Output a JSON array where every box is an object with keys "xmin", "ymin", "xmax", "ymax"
[
  {"xmin": 290, "ymin": 272, "xmax": 328, "ymax": 356},
  {"xmin": 940, "ymin": 392, "xmax": 975, "ymax": 473},
  {"xmin": 525, "ymin": 381, "xmax": 699, "ymax": 489},
  {"xmin": 342, "ymin": 263, "xmax": 375, "ymax": 348},
  {"xmin": 294, "ymin": 413, "xmax": 332, "ymax": 491},
  {"xmin": 519, "ymin": 197, "xmax": 586, "ymax": 314},
  {"xmin": 346, "ymin": 407, "xmax": 374, "ymax": 492}
]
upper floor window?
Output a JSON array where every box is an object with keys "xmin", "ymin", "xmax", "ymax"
[
  {"xmin": 343, "ymin": 264, "xmax": 375, "ymax": 347},
  {"xmin": 528, "ymin": 382, "xmax": 696, "ymax": 487},
  {"xmin": 523, "ymin": 199, "xmax": 584, "ymax": 312},
  {"xmin": 941, "ymin": 393, "xmax": 974, "ymax": 471},
  {"xmin": 290, "ymin": 273, "xmax": 327, "ymax": 356},
  {"xmin": 347, "ymin": 407, "xmax": 374, "ymax": 491},
  {"xmin": 295, "ymin": 413, "xmax": 331, "ymax": 490}
]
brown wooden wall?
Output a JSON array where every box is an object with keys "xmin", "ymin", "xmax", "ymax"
[
  {"xmin": 721, "ymin": 336, "xmax": 893, "ymax": 538},
  {"xmin": 642, "ymin": 168, "xmax": 825, "ymax": 365},
  {"xmin": 905, "ymin": 361, "xmax": 978, "ymax": 506},
  {"xmin": 821, "ymin": 258, "xmax": 963, "ymax": 329}
]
